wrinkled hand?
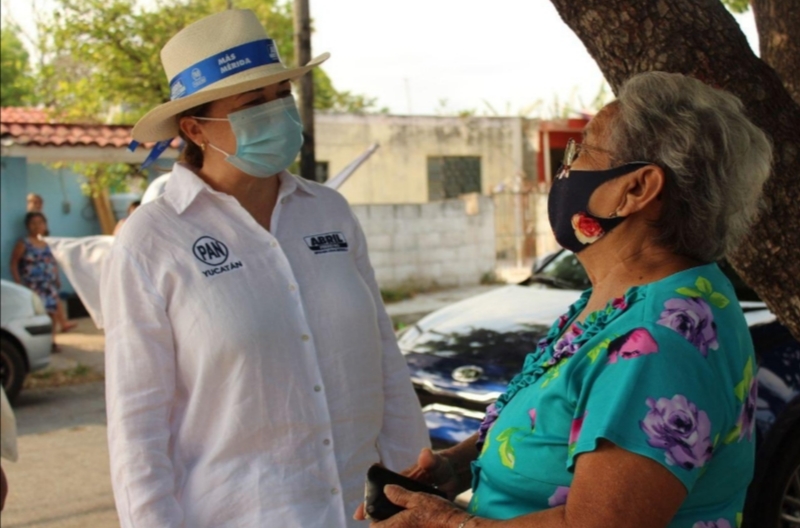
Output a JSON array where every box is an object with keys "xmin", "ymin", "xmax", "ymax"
[
  {"xmin": 403, "ymin": 448, "xmax": 461, "ymax": 499},
  {"xmin": 368, "ymin": 485, "xmax": 467, "ymax": 528},
  {"xmin": 353, "ymin": 449, "xmax": 460, "ymax": 521}
]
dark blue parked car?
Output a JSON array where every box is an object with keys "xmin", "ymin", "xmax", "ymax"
[{"xmin": 399, "ymin": 250, "xmax": 800, "ymax": 528}]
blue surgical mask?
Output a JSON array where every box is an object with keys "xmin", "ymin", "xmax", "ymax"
[{"xmin": 197, "ymin": 96, "xmax": 303, "ymax": 178}]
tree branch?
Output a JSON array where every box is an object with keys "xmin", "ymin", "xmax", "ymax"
[{"xmin": 548, "ymin": 0, "xmax": 800, "ymax": 339}]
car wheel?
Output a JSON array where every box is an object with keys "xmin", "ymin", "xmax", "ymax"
[
  {"xmin": 0, "ymin": 337, "xmax": 26, "ymax": 402},
  {"xmin": 745, "ymin": 422, "xmax": 800, "ymax": 528}
]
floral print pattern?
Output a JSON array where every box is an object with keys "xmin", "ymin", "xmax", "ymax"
[
  {"xmin": 496, "ymin": 427, "xmax": 524, "ymax": 469},
  {"xmin": 528, "ymin": 408, "xmax": 537, "ymax": 431},
  {"xmin": 548, "ymin": 486, "xmax": 570, "ymax": 507},
  {"xmin": 493, "ymin": 286, "xmax": 642, "ymax": 419},
  {"xmin": 641, "ymin": 395, "xmax": 713, "ymax": 470},
  {"xmin": 550, "ymin": 325, "xmax": 583, "ymax": 365},
  {"xmin": 469, "ymin": 263, "xmax": 751, "ymax": 525},
  {"xmin": 477, "ymin": 402, "xmax": 499, "ymax": 449},
  {"xmin": 736, "ymin": 377, "xmax": 758, "ymax": 443},
  {"xmin": 607, "ymin": 328, "xmax": 659, "ymax": 364},
  {"xmin": 568, "ymin": 412, "xmax": 586, "ymax": 455},
  {"xmin": 657, "ymin": 297, "xmax": 719, "ymax": 356},
  {"xmin": 727, "ymin": 358, "xmax": 757, "ymax": 444},
  {"xmin": 692, "ymin": 519, "xmax": 732, "ymax": 528},
  {"xmin": 17, "ymin": 238, "xmax": 59, "ymax": 312},
  {"xmin": 571, "ymin": 212, "xmax": 605, "ymax": 244},
  {"xmin": 676, "ymin": 276, "xmax": 731, "ymax": 309},
  {"xmin": 587, "ymin": 337, "xmax": 612, "ymax": 363},
  {"xmin": 611, "ymin": 296, "xmax": 628, "ymax": 311}
]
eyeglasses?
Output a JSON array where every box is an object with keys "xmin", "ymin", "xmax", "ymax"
[
  {"xmin": 557, "ymin": 138, "xmax": 611, "ymax": 179},
  {"xmin": 556, "ymin": 138, "xmax": 654, "ymax": 179}
]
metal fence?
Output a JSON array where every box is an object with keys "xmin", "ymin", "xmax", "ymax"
[{"xmin": 493, "ymin": 189, "xmax": 536, "ymax": 267}]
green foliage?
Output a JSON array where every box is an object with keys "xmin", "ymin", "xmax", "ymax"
[
  {"xmin": 313, "ymin": 69, "xmax": 388, "ymax": 113},
  {"xmin": 36, "ymin": 0, "xmax": 380, "ymax": 123},
  {"xmin": 1, "ymin": 23, "xmax": 37, "ymax": 106},
  {"xmin": 50, "ymin": 161, "xmax": 139, "ymax": 197},
  {"xmin": 380, "ymin": 287, "xmax": 415, "ymax": 304},
  {"xmin": 77, "ymin": 163, "xmax": 141, "ymax": 197},
  {"xmin": 721, "ymin": 0, "xmax": 750, "ymax": 14},
  {"xmin": 434, "ymin": 98, "xmax": 477, "ymax": 117}
]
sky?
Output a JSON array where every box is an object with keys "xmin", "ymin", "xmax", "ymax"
[{"xmin": 4, "ymin": 0, "xmax": 760, "ymax": 117}]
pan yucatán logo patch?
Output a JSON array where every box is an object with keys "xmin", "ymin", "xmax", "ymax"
[
  {"xmin": 192, "ymin": 236, "xmax": 243, "ymax": 277},
  {"xmin": 304, "ymin": 232, "xmax": 349, "ymax": 255}
]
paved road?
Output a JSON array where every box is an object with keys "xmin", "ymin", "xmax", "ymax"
[{"xmin": 1, "ymin": 382, "xmax": 118, "ymax": 528}]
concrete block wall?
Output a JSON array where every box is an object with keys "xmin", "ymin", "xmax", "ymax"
[
  {"xmin": 351, "ymin": 196, "xmax": 496, "ymax": 288},
  {"xmin": 534, "ymin": 192, "xmax": 560, "ymax": 257}
]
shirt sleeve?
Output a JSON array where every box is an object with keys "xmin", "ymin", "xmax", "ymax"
[
  {"xmin": 567, "ymin": 322, "xmax": 729, "ymax": 492},
  {"xmin": 0, "ymin": 387, "xmax": 18, "ymax": 462},
  {"xmin": 349, "ymin": 211, "xmax": 431, "ymax": 471},
  {"xmin": 101, "ymin": 243, "xmax": 184, "ymax": 527}
]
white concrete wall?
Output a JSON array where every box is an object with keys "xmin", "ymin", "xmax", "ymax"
[
  {"xmin": 317, "ymin": 114, "xmax": 525, "ymax": 205},
  {"xmin": 351, "ymin": 196, "xmax": 496, "ymax": 288},
  {"xmin": 534, "ymin": 192, "xmax": 560, "ymax": 256}
]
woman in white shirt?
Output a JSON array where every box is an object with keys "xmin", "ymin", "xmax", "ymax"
[{"xmin": 101, "ymin": 10, "xmax": 429, "ymax": 528}]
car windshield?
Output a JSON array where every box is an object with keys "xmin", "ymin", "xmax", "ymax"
[
  {"xmin": 529, "ymin": 250, "xmax": 591, "ymax": 290},
  {"xmin": 529, "ymin": 250, "xmax": 762, "ymax": 301}
]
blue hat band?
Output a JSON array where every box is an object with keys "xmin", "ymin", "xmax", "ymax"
[{"xmin": 168, "ymin": 39, "xmax": 281, "ymax": 101}]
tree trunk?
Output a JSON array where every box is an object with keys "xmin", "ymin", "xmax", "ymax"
[
  {"xmin": 92, "ymin": 189, "xmax": 117, "ymax": 235},
  {"xmin": 548, "ymin": 0, "xmax": 800, "ymax": 339},
  {"xmin": 752, "ymin": 0, "xmax": 800, "ymax": 104}
]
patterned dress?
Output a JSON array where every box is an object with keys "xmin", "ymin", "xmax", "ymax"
[
  {"xmin": 469, "ymin": 263, "xmax": 756, "ymax": 528},
  {"xmin": 18, "ymin": 238, "xmax": 60, "ymax": 312}
]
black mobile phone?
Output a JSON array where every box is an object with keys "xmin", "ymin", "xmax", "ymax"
[{"xmin": 363, "ymin": 464, "xmax": 447, "ymax": 521}]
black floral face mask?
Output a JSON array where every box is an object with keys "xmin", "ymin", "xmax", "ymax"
[{"xmin": 547, "ymin": 162, "xmax": 649, "ymax": 253}]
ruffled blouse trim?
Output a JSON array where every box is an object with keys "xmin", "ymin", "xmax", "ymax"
[{"xmin": 493, "ymin": 285, "xmax": 644, "ymax": 415}]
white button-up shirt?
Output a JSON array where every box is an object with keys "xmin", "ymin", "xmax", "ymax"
[{"xmin": 101, "ymin": 163, "xmax": 429, "ymax": 528}]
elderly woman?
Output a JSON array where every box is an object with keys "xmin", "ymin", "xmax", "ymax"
[
  {"xmin": 357, "ymin": 72, "xmax": 772, "ymax": 528},
  {"xmin": 101, "ymin": 9, "xmax": 428, "ymax": 528}
]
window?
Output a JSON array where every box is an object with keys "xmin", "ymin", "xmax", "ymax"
[{"xmin": 427, "ymin": 156, "xmax": 481, "ymax": 201}]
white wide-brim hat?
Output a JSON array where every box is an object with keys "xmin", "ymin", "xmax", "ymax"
[{"xmin": 132, "ymin": 9, "xmax": 329, "ymax": 142}]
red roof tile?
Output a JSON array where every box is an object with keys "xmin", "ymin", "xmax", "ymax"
[
  {"xmin": 0, "ymin": 107, "xmax": 180, "ymax": 149},
  {"xmin": 0, "ymin": 107, "xmax": 51, "ymax": 124}
]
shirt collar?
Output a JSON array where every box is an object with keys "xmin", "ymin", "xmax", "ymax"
[
  {"xmin": 165, "ymin": 163, "xmax": 317, "ymax": 215},
  {"xmin": 287, "ymin": 171, "xmax": 319, "ymax": 197}
]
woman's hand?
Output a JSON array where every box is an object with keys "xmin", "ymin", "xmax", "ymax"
[
  {"xmin": 353, "ymin": 448, "xmax": 461, "ymax": 521},
  {"xmin": 367, "ymin": 485, "xmax": 469, "ymax": 528},
  {"xmin": 403, "ymin": 448, "xmax": 461, "ymax": 499}
]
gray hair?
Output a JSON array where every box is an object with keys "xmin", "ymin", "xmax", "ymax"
[{"xmin": 608, "ymin": 72, "xmax": 772, "ymax": 262}]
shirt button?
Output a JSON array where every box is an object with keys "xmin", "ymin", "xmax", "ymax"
[
  {"xmin": 301, "ymin": 334, "xmax": 310, "ymax": 342},
  {"xmin": 314, "ymin": 385, "xmax": 322, "ymax": 392},
  {"xmin": 270, "ymin": 241, "xmax": 278, "ymax": 248},
  {"xmin": 330, "ymin": 488, "xmax": 339, "ymax": 495},
  {"xmin": 289, "ymin": 284, "xmax": 296, "ymax": 292},
  {"xmin": 281, "ymin": 197, "xmax": 288, "ymax": 204},
  {"xmin": 323, "ymin": 438, "xmax": 331, "ymax": 446}
]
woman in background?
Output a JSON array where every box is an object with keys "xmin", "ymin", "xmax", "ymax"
[{"xmin": 10, "ymin": 212, "xmax": 77, "ymax": 350}]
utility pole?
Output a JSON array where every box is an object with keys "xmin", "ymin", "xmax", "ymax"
[{"xmin": 293, "ymin": 0, "xmax": 316, "ymax": 181}]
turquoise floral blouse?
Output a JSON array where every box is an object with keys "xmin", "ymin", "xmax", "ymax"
[{"xmin": 468, "ymin": 263, "xmax": 757, "ymax": 528}]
